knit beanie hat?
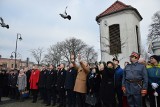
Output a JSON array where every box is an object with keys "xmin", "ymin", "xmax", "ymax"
[{"xmin": 150, "ymin": 55, "xmax": 160, "ymax": 62}]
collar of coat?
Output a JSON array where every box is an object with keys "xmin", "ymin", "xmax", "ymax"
[{"xmin": 147, "ymin": 63, "xmax": 160, "ymax": 69}]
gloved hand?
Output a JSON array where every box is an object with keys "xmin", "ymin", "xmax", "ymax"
[
  {"xmin": 151, "ymin": 83, "xmax": 159, "ymax": 89},
  {"xmin": 154, "ymin": 91, "xmax": 158, "ymax": 96}
]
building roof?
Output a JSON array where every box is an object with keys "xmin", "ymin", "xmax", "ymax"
[{"xmin": 96, "ymin": 1, "xmax": 142, "ymax": 22}]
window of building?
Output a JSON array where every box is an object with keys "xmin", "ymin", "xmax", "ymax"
[
  {"xmin": 136, "ymin": 25, "xmax": 140, "ymax": 53},
  {"xmin": 11, "ymin": 64, "xmax": 14, "ymax": 68},
  {"xmin": 2, "ymin": 63, "xmax": 7, "ymax": 68},
  {"xmin": 109, "ymin": 24, "xmax": 121, "ymax": 55}
]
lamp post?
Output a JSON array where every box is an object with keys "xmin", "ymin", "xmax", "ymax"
[{"xmin": 10, "ymin": 33, "xmax": 22, "ymax": 69}]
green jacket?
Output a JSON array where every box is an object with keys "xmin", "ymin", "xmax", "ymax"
[{"xmin": 147, "ymin": 63, "xmax": 160, "ymax": 93}]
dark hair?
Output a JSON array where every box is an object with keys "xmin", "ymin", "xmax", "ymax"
[
  {"xmin": 107, "ymin": 61, "xmax": 114, "ymax": 67},
  {"xmin": 112, "ymin": 58, "xmax": 119, "ymax": 63}
]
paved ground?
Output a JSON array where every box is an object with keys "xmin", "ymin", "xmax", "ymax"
[
  {"xmin": 0, "ymin": 97, "xmax": 58, "ymax": 107},
  {"xmin": 0, "ymin": 97, "xmax": 150, "ymax": 107}
]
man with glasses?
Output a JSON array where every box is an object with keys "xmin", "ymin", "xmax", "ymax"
[{"xmin": 122, "ymin": 52, "xmax": 148, "ymax": 107}]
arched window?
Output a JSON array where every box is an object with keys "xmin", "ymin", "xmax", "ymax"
[{"xmin": 109, "ymin": 24, "xmax": 121, "ymax": 55}]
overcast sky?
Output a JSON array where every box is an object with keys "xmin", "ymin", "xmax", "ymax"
[{"xmin": 0, "ymin": 0, "xmax": 159, "ymax": 62}]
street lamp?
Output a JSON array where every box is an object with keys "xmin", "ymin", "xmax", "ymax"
[{"xmin": 10, "ymin": 33, "xmax": 22, "ymax": 69}]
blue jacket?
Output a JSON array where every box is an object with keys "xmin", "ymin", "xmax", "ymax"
[
  {"xmin": 114, "ymin": 65, "xmax": 123, "ymax": 88},
  {"xmin": 147, "ymin": 64, "xmax": 160, "ymax": 93}
]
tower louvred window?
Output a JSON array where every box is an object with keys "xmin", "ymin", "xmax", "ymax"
[{"xmin": 109, "ymin": 24, "xmax": 121, "ymax": 55}]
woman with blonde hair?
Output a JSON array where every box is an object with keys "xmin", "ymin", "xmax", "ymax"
[{"xmin": 17, "ymin": 69, "xmax": 27, "ymax": 101}]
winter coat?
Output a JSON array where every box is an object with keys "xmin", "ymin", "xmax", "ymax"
[
  {"xmin": 65, "ymin": 67, "xmax": 77, "ymax": 90},
  {"xmin": 9, "ymin": 74, "xmax": 18, "ymax": 88},
  {"xmin": 147, "ymin": 64, "xmax": 160, "ymax": 93},
  {"xmin": 29, "ymin": 69, "xmax": 40, "ymax": 89},
  {"xmin": 114, "ymin": 65, "xmax": 123, "ymax": 88},
  {"xmin": 73, "ymin": 61, "xmax": 90, "ymax": 93},
  {"xmin": 17, "ymin": 74, "xmax": 27, "ymax": 91},
  {"xmin": 122, "ymin": 62, "xmax": 148, "ymax": 95},
  {"xmin": 0, "ymin": 73, "xmax": 4, "ymax": 88},
  {"xmin": 38, "ymin": 69, "xmax": 48, "ymax": 88},
  {"xmin": 25, "ymin": 70, "xmax": 31, "ymax": 90},
  {"xmin": 46, "ymin": 69, "xmax": 57, "ymax": 89},
  {"xmin": 86, "ymin": 70, "xmax": 101, "ymax": 94},
  {"xmin": 100, "ymin": 67, "xmax": 116, "ymax": 104},
  {"xmin": 57, "ymin": 68, "xmax": 66, "ymax": 90}
]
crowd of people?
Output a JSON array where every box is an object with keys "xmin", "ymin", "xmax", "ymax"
[{"xmin": 0, "ymin": 52, "xmax": 160, "ymax": 107}]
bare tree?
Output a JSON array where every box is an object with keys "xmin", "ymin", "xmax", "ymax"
[
  {"xmin": 148, "ymin": 11, "xmax": 160, "ymax": 43},
  {"xmin": 82, "ymin": 46, "xmax": 98, "ymax": 64},
  {"xmin": 43, "ymin": 42, "xmax": 63, "ymax": 66},
  {"xmin": 63, "ymin": 37, "xmax": 87, "ymax": 62},
  {"xmin": 44, "ymin": 37, "xmax": 98, "ymax": 65},
  {"xmin": 30, "ymin": 47, "xmax": 44, "ymax": 66},
  {"xmin": 101, "ymin": 36, "xmax": 127, "ymax": 59}
]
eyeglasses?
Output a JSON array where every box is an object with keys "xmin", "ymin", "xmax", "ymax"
[{"xmin": 130, "ymin": 56, "xmax": 137, "ymax": 59}]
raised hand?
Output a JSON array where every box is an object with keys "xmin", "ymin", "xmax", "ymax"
[
  {"xmin": 78, "ymin": 54, "xmax": 81, "ymax": 62},
  {"xmin": 70, "ymin": 54, "xmax": 75, "ymax": 62}
]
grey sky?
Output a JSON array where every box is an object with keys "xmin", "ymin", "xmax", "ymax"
[{"xmin": 0, "ymin": 0, "xmax": 159, "ymax": 62}]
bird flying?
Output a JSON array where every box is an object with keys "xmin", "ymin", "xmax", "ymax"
[
  {"xmin": 0, "ymin": 17, "xmax": 9, "ymax": 29},
  {"xmin": 59, "ymin": 6, "xmax": 71, "ymax": 20}
]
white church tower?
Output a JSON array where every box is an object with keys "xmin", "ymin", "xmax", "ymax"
[{"xmin": 96, "ymin": 1, "xmax": 143, "ymax": 67}]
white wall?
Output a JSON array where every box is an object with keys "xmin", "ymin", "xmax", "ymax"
[{"xmin": 98, "ymin": 10, "xmax": 142, "ymax": 68}]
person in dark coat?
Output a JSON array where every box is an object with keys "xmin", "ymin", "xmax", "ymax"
[
  {"xmin": 86, "ymin": 65, "xmax": 101, "ymax": 107},
  {"xmin": 38, "ymin": 65, "xmax": 48, "ymax": 103},
  {"xmin": 113, "ymin": 58, "xmax": 124, "ymax": 107},
  {"xmin": 147, "ymin": 55, "xmax": 160, "ymax": 107},
  {"xmin": 0, "ymin": 70, "xmax": 5, "ymax": 102},
  {"xmin": 8, "ymin": 70, "xmax": 18, "ymax": 99},
  {"xmin": 25, "ymin": 67, "xmax": 31, "ymax": 94},
  {"xmin": 3, "ymin": 70, "xmax": 10, "ymax": 97},
  {"xmin": 99, "ymin": 61, "xmax": 116, "ymax": 107},
  {"xmin": 46, "ymin": 64, "xmax": 57, "ymax": 106},
  {"xmin": 29, "ymin": 65, "xmax": 40, "ymax": 103},
  {"xmin": 65, "ymin": 62, "xmax": 77, "ymax": 107},
  {"xmin": 57, "ymin": 63, "xmax": 66, "ymax": 107}
]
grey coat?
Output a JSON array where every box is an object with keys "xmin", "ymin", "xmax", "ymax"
[
  {"xmin": 122, "ymin": 62, "xmax": 148, "ymax": 95},
  {"xmin": 17, "ymin": 74, "xmax": 27, "ymax": 91}
]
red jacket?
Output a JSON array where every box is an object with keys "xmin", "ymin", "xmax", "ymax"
[{"xmin": 29, "ymin": 69, "xmax": 40, "ymax": 89}]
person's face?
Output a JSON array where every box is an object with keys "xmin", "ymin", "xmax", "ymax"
[
  {"xmin": 99, "ymin": 63, "xmax": 104, "ymax": 70},
  {"xmin": 60, "ymin": 64, "xmax": 64, "ymax": 69},
  {"xmin": 92, "ymin": 68, "xmax": 96, "ymax": 73},
  {"xmin": 113, "ymin": 60, "xmax": 119, "ymax": 65},
  {"xmin": 49, "ymin": 65, "xmax": 53, "ymax": 70},
  {"xmin": 150, "ymin": 57, "xmax": 158, "ymax": 64},
  {"xmin": 42, "ymin": 65, "xmax": 46, "ymax": 70},
  {"xmin": 32, "ymin": 66, "xmax": 36, "ymax": 69},
  {"xmin": 20, "ymin": 70, "xmax": 24, "ymax": 74},
  {"xmin": 69, "ymin": 63, "xmax": 73, "ymax": 68},
  {"xmin": 130, "ymin": 55, "xmax": 138, "ymax": 62},
  {"xmin": 107, "ymin": 63, "xmax": 113, "ymax": 68}
]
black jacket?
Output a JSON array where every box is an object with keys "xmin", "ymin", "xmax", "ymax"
[
  {"xmin": 25, "ymin": 70, "xmax": 31, "ymax": 90},
  {"xmin": 46, "ymin": 69, "xmax": 57, "ymax": 89},
  {"xmin": 100, "ymin": 67, "xmax": 116, "ymax": 104},
  {"xmin": 9, "ymin": 73, "xmax": 18, "ymax": 88},
  {"xmin": 0, "ymin": 73, "xmax": 4, "ymax": 88},
  {"xmin": 38, "ymin": 69, "xmax": 48, "ymax": 88},
  {"xmin": 65, "ymin": 67, "xmax": 77, "ymax": 90},
  {"xmin": 87, "ymin": 71, "xmax": 101, "ymax": 94},
  {"xmin": 57, "ymin": 68, "xmax": 66, "ymax": 90}
]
